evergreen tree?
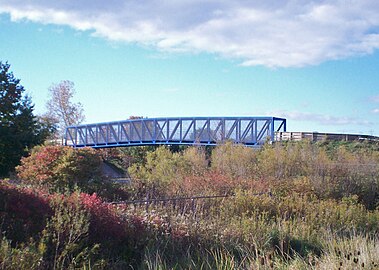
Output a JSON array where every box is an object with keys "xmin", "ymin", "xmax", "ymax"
[{"xmin": 0, "ymin": 61, "xmax": 51, "ymax": 176}]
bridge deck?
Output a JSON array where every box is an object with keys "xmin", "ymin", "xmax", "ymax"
[{"xmin": 64, "ymin": 116, "xmax": 286, "ymax": 148}]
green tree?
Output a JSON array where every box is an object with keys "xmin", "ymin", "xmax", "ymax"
[{"xmin": 0, "ymin": 61, "xmax": 50, "ymax": 176}]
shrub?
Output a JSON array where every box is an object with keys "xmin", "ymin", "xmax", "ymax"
[
  {"xmin": 16, "ymin": 145, "xmax": 104, "ymax": 193},
  {"xmin": 255, "ymin": 142, "xmax": 379, "ymax": 209},
  {"xmin": 309, "ymin": 146, "xmax": 379, "ymax": 209},
  {"xmin": 257, "ymin": 141, "xmax": 317, "ymax": 180},
  {"xmin": 39, "ymin": 192, "xmax": 100, "ymax": 269},
  {"xmin": 0, "ymin": 237, "xmax": 42, "ymax": 270},
  {"xmin": 211, "ymin": 142, "xmax": 256, "ymax": 180},
  {"xmin": 0, "ymin": 182, "xmax": 52, "ymax": 244},
  {"xmin": 128, "ymin": 146, "xmax": 207, "ymax": 197},
  {"xmin": 79, "ymin": 193, "xmax": 126, "ymax": 242},
  {"xmin": 181, "ymin": 146, "xmax": 208, "ymax": 176},
  {"xmin": 224, "ymin": 190, "xmax": 379, "ymax": 235}
]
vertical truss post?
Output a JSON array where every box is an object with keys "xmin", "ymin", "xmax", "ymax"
[
  {"xmin": 179, "ymin": 119, "xmax": 182, "ymax": 143},
  {"xmin": 64, "ymin": 116, "xmax": 287, "ymax": 148},
  {"xmin": 85, "ymin": 126, "xmax": 88, "ymax": 145},
  {"xmin": 105, "ymin": 125, "xmax": 108, "ymax": 143},
  {"xmin": 193, "ymin": 118, "xmax": 196, "ymax": 142},
  {"xmin": 221, "ymin": 118, "xmax": 225, "ymax": 141},
  {"xmin": 141, "ymin": 120, "xmax": 145, "ymax": 140},
  {"xmin": 166, "ymin": 119, "xmax": 169, "ymax": 144},
  {"xmin": 153, "ymin": 119, "xmax": 157, "ymax": 143},
  {"xmin": 207, "ymin": 118, "xmax": 210, "ymax": 144},
  {"xmin": 95, "ymin": 125, "xmax": 98, "ymax": 145},
  {"xmin": 64, "ymin": 128, "xmax": 68, "ymax": 146},
  {"xmin": 74, "ymin": 127, "xmax": 78, "ymax": 147},
  {"xmin": 118, "ymin": 122, "xmax": 121, "ymax": 144},
  {"xmin": 253, "ymin": 120, "xmax": 257, "ymax": 144}
]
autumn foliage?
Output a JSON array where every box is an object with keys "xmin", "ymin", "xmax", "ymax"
[
  {"xmin": 0, "ymin": 182, "xmax": 147, "ymax": 268},
  {"xmin": 16, "ymin": 146, "xmax": 103, "ymax": 193},
  {"xmin": 0, "ymin": 182, "xmax": 52, "ymax": 243},
  {"xmin": 1, "ymin": 141, "xmax": 378, "ymax": 269}
]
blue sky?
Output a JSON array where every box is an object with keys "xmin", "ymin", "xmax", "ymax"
[{"xmin": 0, "ymin": 1, "xmax": 378, "ymax": 135}]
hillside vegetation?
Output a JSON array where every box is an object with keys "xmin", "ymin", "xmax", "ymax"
[{"xmin": 1, "ymin": 141, "xmax": 378, "ymax": 269}]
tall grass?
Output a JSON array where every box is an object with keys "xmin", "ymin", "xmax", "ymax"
[{"xmin": 1, "ymin": 141, "xmax": 378, "ymax": 268}]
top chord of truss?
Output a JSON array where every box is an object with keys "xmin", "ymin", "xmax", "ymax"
[{"xmin": 64, "ymin": 116, "xmax": 286, "ymax": 148}]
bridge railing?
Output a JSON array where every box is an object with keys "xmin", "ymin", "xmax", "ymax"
[
  {"xmin": 64, "ymin": 116, "xmax": 286, "ymax": 148},
  {"xmin": 275, "ymin": 132, "xmax": 379, "ymax": 142}
]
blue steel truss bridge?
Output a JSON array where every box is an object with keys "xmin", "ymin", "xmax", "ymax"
[{"xmin": 64, "ymin": 116, "xmax": 287, "ymax": 148}]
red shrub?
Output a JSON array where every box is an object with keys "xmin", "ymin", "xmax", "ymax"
[
  {"xmin": 79, "ymin": 193, "xmax": 127, "ymax": 242},
  {"xmin": 17, "ymin": 146, "xmax": 64, "ymax": 186},
  {"xmin": 0, "ymin": 182, "xmax": 52, "ymax": 243},
  {"xmin": 0, "ymin": 181, "xmax": 151, "ymax": 262},
  {"xmin": 16, "ymin": 145, "xmax": 103, "ymax": 192}
]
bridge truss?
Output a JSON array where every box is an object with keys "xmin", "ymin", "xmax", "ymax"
[{"xmin": 64, "ymin": 117, "xmax": 286, "ymax": 148}]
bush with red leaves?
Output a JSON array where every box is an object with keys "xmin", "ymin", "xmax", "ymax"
[
  {"xmin": 79, "ymin": 193, "xmax": 126, "ymax": 242},
  {"xmin": 0, "ymin": 182, "xmax": 52, "ymax": 243},
  {"xmin": 16, "ymin": 145, "xmax": 104, "ymax": 193},
  {"xmin": 78, "ymin": 193, "xmax": 148, "ymax": 265}
]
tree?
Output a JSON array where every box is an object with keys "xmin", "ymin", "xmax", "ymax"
[
  {"xmin": 0, "ymin": 61, "xmax": 51, "ymax": 176},
  {"xmin": 46, "ymin": 80, "xmax": 85, "ymax": 137}
]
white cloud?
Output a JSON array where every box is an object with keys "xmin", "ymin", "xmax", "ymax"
[
  {"xmin": 1, "ymin": 0, "xmax": 379, "ymax": 67},
  {"xmin": 271, "ymin": 110, "xmax": 372, "ymax": 126},
  {"xmin": 372, "ymin": 108, "xmax": 379, "ymax": 114}
]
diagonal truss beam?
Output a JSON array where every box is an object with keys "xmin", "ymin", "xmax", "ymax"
[{"xmin": 64, "ymin": 116, "xmax": 286, "ymax": 148}]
